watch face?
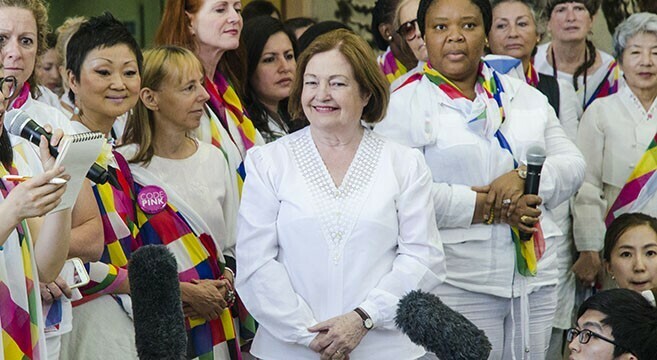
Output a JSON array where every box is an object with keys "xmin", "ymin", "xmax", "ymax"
[{"xmin": 364, "ymin": 318, "xmax": 374, "ymax": 329}]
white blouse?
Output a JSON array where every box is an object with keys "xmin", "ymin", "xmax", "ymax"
[
  {"xmin": 235, "ymin": 127, "xmax": 446, "ymax": 359},
  {"xmin": 573, "ymin": 86, "xmax": 657, "ymax": 251},
  {"xmin": 376, "ymin": 72, "xmax": 585, "ymax": 297}
]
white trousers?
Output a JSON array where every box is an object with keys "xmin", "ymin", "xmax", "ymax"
[{"xmin": 424, "ymin": 283, "xmax": 557, "ymax": 360}]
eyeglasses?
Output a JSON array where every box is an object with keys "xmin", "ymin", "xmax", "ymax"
[
  {"xmin": 566, "ymin": 328, "xmax": 635, "ymax": 355},
  {"xmin": 396, "ymin": 19, "xmax": 419, "ymax": 42},
  {"xmin": 0, "ymin": 76, "xmax": 16, "ymax": 99}
]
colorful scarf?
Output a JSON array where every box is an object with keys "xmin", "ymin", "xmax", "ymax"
[
  {"xmin": 204, "ymin": 72, "xmax": 258, "ymax": 195},
  {"xmin": 114, "ymin": 154, "xmax": 241, "ymax": 360},
  {"xmin": 526, "ymin": 62, "xmax": 539, "ymax": 88},
  {"xmin": 9, "ymin": 82, "xmax": 32, "ymax": 110},
  {"xmin": 0, "ymin": 162, "xmax": 43, "ymax": 359},
  {"xmin": 377, "ymin": 47, "xmax": 408, "ymax": 84},
  {"xmin": 584, "ymin": 60, "xmax": 620, "ymax": 110},
  {"xmin": 605, "ymin": 133, "xmax": 657, "ymax": 227},
  {"xmin": 424, "ymin": 62, "xmax": 545, "ymax": 276}
]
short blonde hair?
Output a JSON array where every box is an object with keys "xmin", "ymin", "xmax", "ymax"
[
  {"xmin": 288, "ymin": 29, "xmax": 389, "ymax": 124},
  {"xmin": 122, "ymin": 45, "xmax": 205, "ymax": 165}
]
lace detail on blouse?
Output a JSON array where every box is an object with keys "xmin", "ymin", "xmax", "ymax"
[{"xmin": 291, "ymin": 129, "xmax": 383, "ymax": 264}]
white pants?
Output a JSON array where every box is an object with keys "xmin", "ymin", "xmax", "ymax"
[{"xmin": 425, "ymin": 283, "xmax": 557, "ymax": 360}]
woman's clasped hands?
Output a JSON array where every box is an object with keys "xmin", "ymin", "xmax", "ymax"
[
  {"xmin": 180, "ymin": 277, "xmax": 232, "ymax": 321},
  {"xmin": 308, "ymin": 311, "xmax": 367, "ymax": 360},
  {"xmin": 473, "ymin": 167, "xmax": 542, "ymax": 233}
]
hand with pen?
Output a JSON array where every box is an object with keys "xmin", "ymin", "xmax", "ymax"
[{"xmin": 3, "ymin": 127, "xmax": 70, "ymax": 223}]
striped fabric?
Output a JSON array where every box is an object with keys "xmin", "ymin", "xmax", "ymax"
[
  {"xmin": 606, "ymin": 133, "xmax": 657, "ymax": 227},
  {"xmin": 584, "ymin": 60, "xmax": 620, "ymax": 110},
  {"xmin": 377, "ymin": 47, "xmax": 408, "ymax": 83},
  {"xmin": 204, "ymin": 72, "xmax": 258, "ymax": 195},
  {"xmin": 129, "ymin": 181, "xmax": 240, "ymax": 360},
  {"xmin": 424, "ymin": 61, "xmax": 545, "ymax": 276},
  {"xmin": 0, "ymin": 158, "xmax": 43, "ymax": 359},
  {"xmin": 76, "ymin": 164, "xmax": 137, "ymax": 301}
]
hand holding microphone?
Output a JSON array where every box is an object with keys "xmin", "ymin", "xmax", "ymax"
[
  {"xmin": 6, "ymin": 109, "xmax": 112, "ymax": 185},
  {"xmin": 518, "ymin": 146, "xmax": 546, "ymax": 240}
]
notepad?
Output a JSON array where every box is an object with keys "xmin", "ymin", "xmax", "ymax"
[{"xmin": 49, "ymin": 131, "xmax": 105, "ymax": 214}]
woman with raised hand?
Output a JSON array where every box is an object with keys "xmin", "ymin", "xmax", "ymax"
[
  {"xmin": 0, "ymin": 63, "xmax": 72, "ymax": 359},
  {"xmin": 119, "ymin": 45, "xmax": 240, "ymax": 360},
  {"xmin": 534, "ymin": 0, "xmax": 620, "ymax": 110},
  {"xmin": 235, "ymin": 29, "xmax": 445, "ymax": 359},
  {"xmin": 375, "ymin": 0, "xmax": 585, "ymax": 358},
  {"xmin": 574, "ymin": 12, "xmax": 657, "ymax": 296},
  {"xmin": 58, "ymin": 12, "xmax": 142, "ymax": 359},
  {"xmin": 0, "ymin": 1, "xmax": 103, "ymax": 358},
  {"xmin": 242, "ymin": 16, "xmax": 301, "ymax": 143}
]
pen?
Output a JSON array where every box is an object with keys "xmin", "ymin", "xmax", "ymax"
[{"xmin": 2, "ymin": 175, "xmax": 68, "ymax": 185}]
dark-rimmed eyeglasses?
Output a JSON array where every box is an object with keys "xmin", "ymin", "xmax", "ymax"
[
  {"xmin": 396, "ymin": 19, "xmax": 419, "ymax": 42},
  {"xmin": 566, "ymin": 328, "xmax": 635, "ymax": 356},
  {"xmin": 0, "ymin": 76, "xmax": 16, "ymax": 99}
]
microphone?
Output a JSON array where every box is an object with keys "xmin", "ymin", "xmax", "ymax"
[
  {"xmin": 396, "ymin": 290, "xmax": 491, "ymax": 360},
  {"xmin": 128, "ymin": 245, "xmax": 187, "ymax": 360},
  {"xmin": 520, "ymin": 145, "xmax": 546, "ymax": 241},
  {"xmin": 6, "ymin": 109, "xmax": 111, "ymax": 185}
]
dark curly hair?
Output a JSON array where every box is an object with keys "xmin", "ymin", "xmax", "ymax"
[{"xmin": 371, "ymin": 0, "xmax": 400, "ymax": 50}]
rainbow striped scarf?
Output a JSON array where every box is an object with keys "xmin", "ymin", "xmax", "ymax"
[
  {"xmin": 113, "ymin": 154, "xmax": 241, "ymax": 360},
  {"xmin": 424, "ymin": 62, "xmax": 545, "ymax": 276},
  {"xmin": 377, "ymin": 47, "xmax": 408, "ymax": 84},
  {"xmin": 584, "ymin": 60, "xmax": 620, "ymax": 110},
  {"xmin": 0, "ymin": 163, "xmax": 43, "ymax": 359},
  {"xmin": 606, "ymin": 133, "xmax": 657, "ymax": 227},
  {"xmin": 204, "ymin": 72, "xmax": 258, "ymax": 195}
]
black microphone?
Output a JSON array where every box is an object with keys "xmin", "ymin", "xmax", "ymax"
[
  {"xmin": 129, "ymin": 245, "xmax": 187, "ymax": 360},
  {"xmin": 520, "ymin": 145, "xmax": 546, "ymax": 241},
  {"xmin": 396, "ymin": 290, "xmax": 491, "ymax": 360},
  {"xmin": 6, "ymin": 109, "xmax": 112, "ymax": 185}
]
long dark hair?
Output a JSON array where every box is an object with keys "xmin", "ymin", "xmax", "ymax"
[
  {"xmin": 242, "ymin": 16, "xmax": 299, "ymax": 137},
  {"xmin": 0, "ymin": 129, "xmax": 12, "ymax": 170}
]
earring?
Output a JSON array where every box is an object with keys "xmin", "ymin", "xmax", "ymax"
[
  {"xmin": 387, "ymin": 35, "xmax": 393, "ymax": 41},
  {"xmin": 73, "ymin": 106, "xmax": 81, "ymax": 116},
  {"xmin": 611, "ymin": 275, "xmax": 616, "ymax": 280},
  {"xmin": 129, "ymin": 108, "xmax": 134, "ymax": 117}
]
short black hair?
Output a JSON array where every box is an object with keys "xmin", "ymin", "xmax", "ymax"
[
  {"xmin": 577, "ymin": 289, "xmax": 657, "ymax": 359},
  {"xmin": 242, "ymin": 0, "xmax": 281, "ymax": 21},
  {"xmin": 418, "ymin": 0, "xmax": 492, "ymax": 37},
  {"xmin": 604, "ymin": 212, "xmax": 657, "ymax": 262},
  {"xmin": 66, "ymin": 12, "xmax": 142, "ymax": 103},
  {"xmin": 297, "ymin": 21, "xmax": 353, "ymax": 54},
  {"xmin": 371, "ymin": 0, "xmax": 399, "ymax": 50},
  {"xmin": 284, "ymin": 17, "xmax": 317, "ymax": 33}
]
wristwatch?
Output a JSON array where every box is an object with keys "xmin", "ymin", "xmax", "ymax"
[
  {"xmin": 515, "ymin": 167, "xmax": 527, "ymax": 180},
  {"xmin": 354, "ymin": 307, "xmax": 373, "ymax": 330}
]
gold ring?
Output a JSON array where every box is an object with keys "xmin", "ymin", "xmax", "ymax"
[{"xmin": 520, "ymin": 215, "xmax": 531, "ymax": 224}]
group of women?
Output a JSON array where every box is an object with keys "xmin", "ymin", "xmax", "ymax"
[{"xmin": 2, "ymin": 0, "xmax": 657, "ymax": 359}]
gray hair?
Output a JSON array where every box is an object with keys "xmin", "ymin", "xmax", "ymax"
[
  {"xmin": 489, "ymin": 0, "xmax": 546, "ymax": 38},
  {"xmin": 613, "ymin": 12, "xmax": 657, "ymax": 62}
]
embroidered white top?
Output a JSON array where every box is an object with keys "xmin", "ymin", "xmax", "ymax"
[
  {"xmin": 235, "ymin": 127, "xmax": 446, "ymax": 359},
  {"xmin": 573, "ymin": 86, "xmax": 657, "ymax": 252}
]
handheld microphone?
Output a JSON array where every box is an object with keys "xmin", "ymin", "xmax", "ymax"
[
  {"xmin": 129, "ymin": 245, "xmax": 187, "ymax": 360},
  {"xmin": 6, "ymin": 109, "xmax": 111, "ymax": 185},
  {"xmin": 520, "ymin": 145, "xmax": 546, "ymax": 241},
  {"xmin": 396, "ymin": 290, "xmax": 491, "ymax": 360}
]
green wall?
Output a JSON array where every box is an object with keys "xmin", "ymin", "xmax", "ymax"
[{"xmin": 46, "ymin": 0, "xmax": 163, "ymax": 48}]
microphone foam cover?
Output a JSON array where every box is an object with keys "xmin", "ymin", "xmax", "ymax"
[
  {"xmin": 129, "ymin": 245, "xmax": 187, "ymax": 360},
  {"xmin": 395, "ymin": 290, "xmax": 491, "ymax": 360}
]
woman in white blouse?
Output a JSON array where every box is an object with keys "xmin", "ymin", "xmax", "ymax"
[
  {"xmin": 235, "ymin": 29, "xmax": 445, "ymax": 360},
  {"xmin": 574, "ymin": 12, "xmax": 657, "ymax": 287},
  {"xmin": 376, "ymin": 0, "xmax": 585, "ymax": 358}
]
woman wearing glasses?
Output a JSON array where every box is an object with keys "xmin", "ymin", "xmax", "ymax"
[
  {"xmin": 0, "ymin": 66, "xmax": 73, "ymax": 359},
  {"xmin": 568, "ymin": 288, "xmax": 657, "ymax": 359},
  {"xmin": 390, "ymin": 0, "xmax": 428, "ymax": 90}
]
